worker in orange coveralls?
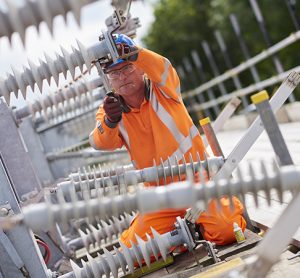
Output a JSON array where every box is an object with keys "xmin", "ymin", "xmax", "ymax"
[{"xmin": 89, "ymin": 34, "xmax": 246, "ymax": 249}]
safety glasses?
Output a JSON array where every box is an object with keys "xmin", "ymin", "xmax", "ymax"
[{"xmin": 106, "ymin": 64, "xmax": 136, "ymax": 80}]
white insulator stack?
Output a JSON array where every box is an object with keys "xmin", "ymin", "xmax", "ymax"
[
  {"xmin": 57, "ymin": 113, "xmax": 97, "ymax": 138},
  {"xmin": 29, "ymin": 77, "xmax": 102, "ymax": 120},
  {"xmin": 0, "ymin": 0, "xmax": 97, "ymax": 43},
  {"xmin": 41, "ymin": 92, "xmax": 94, "ymax": 123},
  {"xmin": 0, "ymin": 38, "xmax": 106, "ymax": 105},
  {"xmin": 14, "ymin": 76, "xmax": 101, "ymax": 121},
  {"xmin": 74, "ymin": 212, "xmax": 135, "ymax": 251},
  {"xmin": 19, "ymin": 162, "xmax": 300, "ymax": 232},
  {"xmin": 70, "ymin": 217, "xmax": 194, "ymax": 278},
  {"xmin": 56, "ymin": 153, "xmax": 225, "ymax": 195}
]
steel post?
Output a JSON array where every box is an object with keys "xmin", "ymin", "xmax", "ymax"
[
  {"xmin": 214, "ymin": 30, "xmax": 249, "ymax": 108},
  {"xmin": 284, "ymin": 0, "xmax": 300, "ymax": 30},
  {"xmin": 229, "ymin": 13, "xmax": 261, "ymax": 84},
  {"xmin": 201, "ymin": 41, "xmax": 227, "ymax": 96},
  {"xmin": 199, "ymin": 118, "xmax": 224, "ymax": 158},
  {"xmin": 251, "ymin": 90, "xmax": 294, "ymax": 166},
  {"xmin": 190, "ymin": 50, "xmax": 221, "ymax": 116},
  {"xmin": 248, "ymin": 0, "xmax": 295, "ymax": 102}
]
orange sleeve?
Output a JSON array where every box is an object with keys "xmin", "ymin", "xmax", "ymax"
[
  {"xmin": 133, "ymin": 48, "xmax": 182, "ymax": 102},
  {"xmin": 89, "ymin": 106, "xmax": 124, "ymax": 150}
]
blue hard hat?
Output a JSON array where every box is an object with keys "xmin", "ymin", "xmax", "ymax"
[{"xmin": 103, "ymin": 34, "xmax": 136, "ymax": 71}]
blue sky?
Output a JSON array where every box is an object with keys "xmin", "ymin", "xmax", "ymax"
[{"xmin": 0, "ymin": 0, "xmax": 156, "ymax": 108}]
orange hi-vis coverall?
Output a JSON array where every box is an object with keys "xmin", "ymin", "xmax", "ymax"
[{"xmin": 90, "ymin": 48, "xmax": 246, "ymax": 248}]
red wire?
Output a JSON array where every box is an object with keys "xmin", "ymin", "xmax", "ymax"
[{"xmin": 36, "ymin": 239, "xmax": 51, "ymax": 264}]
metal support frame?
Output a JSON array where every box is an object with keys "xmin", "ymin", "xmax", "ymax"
[
  {"xmin": 242, "ymin": 89, "xmax": 297, "ymax": 277},
  {"xmin": 0, "ymin": 99, "xmax": 42, "ymax": 200},
  {"xmin": 18, "ymin": 117, "xmax": 54, "ymax": 186},
  {"xmin": 251, "ymin": 90, "xmax": 294, "ymax": 166},
  {"xmin": 35, "ymin": 105, "xmax": 100, "ymax": 179},
  {"xmin": 0, "ymin": 155, "xmax": 51, "ymax": 278}
]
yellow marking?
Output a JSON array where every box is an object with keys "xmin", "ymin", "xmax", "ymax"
[
  {"xmin": 124, "ymin": 255, "xmax": 174, "ymax": 278},
  {"xmin": 251, "ymin": 90, "xmax": 269, "ymax": 104},
  {"xmin": 190, "ymin": 257, "xmax": 244, "ymax": 278},
  {"xmin": 199, "ymin": 117, "xmax": 211, "ymax": 126}
]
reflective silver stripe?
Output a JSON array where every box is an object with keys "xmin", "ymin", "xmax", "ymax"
[
  {"xmin": 159, "ymin": 89, "xmax": 171, "ymax": 99},
  {"xmin": 150, "ymin": 92, "xmax": 185, "ymax": 143},
  {"xmin": 175, "ymin": 85, "xmax": 181, "ymax": 94},
  {"xmin": 175, "ymin": 84, "xmax": 182, "ymax": 100},
  {"xmin": 165, "ymin": 125, "xmax": 200, "ymax": 164},
  {"xmin": 118, "ymin": 120, "xmax": 130, "ymax": 149},
  {"xmin": 158, "ymin": 58, "xmax": 171, "ymax": 87},
  {"xmin": 89, "ymin": 131, "xmax": 100, "ymax": 150}
]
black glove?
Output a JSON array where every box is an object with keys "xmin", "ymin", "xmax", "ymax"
[{"xmin": 103, "ymin": 94, "xmax": 122, "ymax": 126}]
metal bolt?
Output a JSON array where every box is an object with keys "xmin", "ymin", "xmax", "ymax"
[{"xmin": 0, "ymin": 207, "xmax": 9, "ymax": 217}]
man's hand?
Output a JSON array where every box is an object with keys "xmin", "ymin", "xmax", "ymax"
[{"xmin": 103, "ymin": 95, "xmax": 122, "ymax": 124}]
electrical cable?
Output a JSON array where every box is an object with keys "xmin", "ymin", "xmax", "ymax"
[{"xmin": 35, "ymin": 238, "xmax": 51, "ymax": 264}]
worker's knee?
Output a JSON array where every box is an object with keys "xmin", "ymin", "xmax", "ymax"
[
  {"xmin": 197, "ymin": 197, "xmax": 246, "ymax": 245},
  {"xmin": 119, "ymin": 210, "xmax": 186, "ymax": 248}
]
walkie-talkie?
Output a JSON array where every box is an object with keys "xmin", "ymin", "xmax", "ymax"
[{"xmin": 106, "ymin": 91, "xmax": 131, "ymax": 113}]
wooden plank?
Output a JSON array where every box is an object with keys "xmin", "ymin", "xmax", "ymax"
[{"xmin": 190, "ymin": 258, "xmax": 244, "ymax": 278}]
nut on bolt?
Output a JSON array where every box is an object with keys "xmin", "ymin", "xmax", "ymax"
[{"xmin": 0, "ymin": 207, "xmax": 9, "ymax": 217}]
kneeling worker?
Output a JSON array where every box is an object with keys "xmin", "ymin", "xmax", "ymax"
[{"xmin": 89, "ymin": 34, "xmax": 246, "ymax": 249}]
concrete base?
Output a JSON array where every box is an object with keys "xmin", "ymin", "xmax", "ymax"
[
  {"xmin": 221, "ymin": 114, "xmax": 249, "ymax": 131},
  {"xmin": 285, "ymin": 102, "xmax": 300, "ymax": 122},
  {"xmin": 220, "ymin": 102, "xmax": 300, "ymax": 131},
  {"xmin": 275, "ymin": 106, "xmax": 290, "ymax": 123}
]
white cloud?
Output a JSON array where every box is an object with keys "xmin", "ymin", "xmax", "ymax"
[{"xmin": 0, "ymin": 0, "xmax": 155, "ymax": 108}]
